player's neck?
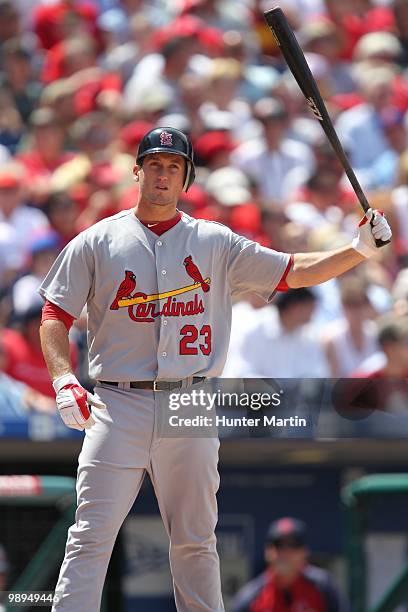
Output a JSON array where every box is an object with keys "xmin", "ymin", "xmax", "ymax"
[{"xmin": 134, "ymin": 200, "xmax": 179, "ymax": 223}]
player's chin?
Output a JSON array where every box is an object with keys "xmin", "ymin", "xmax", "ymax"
[{"xmin": 149, "ymin": 191, "xmax": 175, "ymax": 206}]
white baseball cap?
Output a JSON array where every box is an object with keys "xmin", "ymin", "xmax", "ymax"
[{"xmin": 205, "ymin": 167, "xmax": 251, "ymax": 206}]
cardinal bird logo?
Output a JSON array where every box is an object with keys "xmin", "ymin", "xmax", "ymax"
[
  {"xmin": 183, "ymin": 255, "xmax": 210, "ymax": 293},
  {"xmin": 160, "ymin": 130, "xmax": 173, "ymax": 146},
  {"xmin": 110, "ymin": 270, "xmax": 138, "ymax": 310}
]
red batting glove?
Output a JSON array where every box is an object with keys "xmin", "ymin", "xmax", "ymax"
[{"xmin": 53, "ymin": 373, "xmax": 106, "ymax": 430}]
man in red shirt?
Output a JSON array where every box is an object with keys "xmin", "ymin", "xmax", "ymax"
[
  {"xmin": 231, "ymin": 518, "xmax": 348, "ymax": 612},
  {"xmin": 366, "ymin": 315, "xmax": 408, "ymax": 379},
  {"xmin": 17, "ymin": 108, "xmax": 73, "ymax": 185},
  {"xmin": 2, "ymin": 292, "xmax": 77, "ymax": 398}
]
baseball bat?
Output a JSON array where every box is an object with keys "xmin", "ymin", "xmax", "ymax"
[{"xmin": 263, "ymin": 6, "xmax": 390, "ymax": 247}]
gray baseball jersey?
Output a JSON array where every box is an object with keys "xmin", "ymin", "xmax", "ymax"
[
  {"xmin": 39, "ymin": 210, "xmax": 289, "ymax": 381},
  {"xmin": 42, "ymin": 209, "xmax": 290, "ymax": 612}
]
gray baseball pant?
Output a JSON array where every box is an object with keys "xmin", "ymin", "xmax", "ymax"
[{"xmin": 52, "ymin": 384, "xmax": 224, "ymax": 612}]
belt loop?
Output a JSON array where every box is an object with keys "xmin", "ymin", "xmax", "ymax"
[
  {"xmin": 182, "ymin": 376, "xmax": 193, "ymax": 390},
  {"xmin": 119, "ymin": 382, "xmax": 130, "ymax": 390}
]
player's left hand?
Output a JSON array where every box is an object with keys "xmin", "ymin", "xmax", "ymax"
[
  {"xmin": 53, "ymin": 373, "xmax": 106, "ymax": 431},
  {"xmin": 352, "ymin": 208, "xmax": 392, "ymax": 258}
]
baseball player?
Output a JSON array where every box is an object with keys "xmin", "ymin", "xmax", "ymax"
[
  {"xmin": 38, "ymin": 127, "xmax": 391, "ymax": 611},
  {"xmin": 231, "ymin": 517, "xmax": 348, "ymax": 612}
]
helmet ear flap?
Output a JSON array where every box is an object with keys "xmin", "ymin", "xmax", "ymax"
[
  {"xmin": 183, "ymin": 162, "xmax": 191, "ymax": 192},
  {"xmin": 183, "ymin": 161, "xmax": 196, "ymax": 192}
]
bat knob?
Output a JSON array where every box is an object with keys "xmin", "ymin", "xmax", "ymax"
[{"xmin": 375, "ymin": 237, "xmax": 391, "ymax": 248}]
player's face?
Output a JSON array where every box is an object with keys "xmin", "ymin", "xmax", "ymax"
[
  {"xmin": 266, "ymin": 541, "xmax": 307, "ymax": 582},
  {"xmin": 136, "ymin": 153, "xmax": 186, "ymax": 207}
]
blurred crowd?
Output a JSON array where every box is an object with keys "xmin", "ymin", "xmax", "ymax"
[{"xmin": 0, "ymin": 0, "xmax": 408, "ymax": 411}]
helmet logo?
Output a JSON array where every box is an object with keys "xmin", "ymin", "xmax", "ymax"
[{"xmin": 160, "ymin": 130, "xmax": 173, "ymax": 147}]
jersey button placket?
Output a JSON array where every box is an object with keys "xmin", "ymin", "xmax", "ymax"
[{"xmin": 156, "ymin": 241, "xmax": 169, "ymax": 374}]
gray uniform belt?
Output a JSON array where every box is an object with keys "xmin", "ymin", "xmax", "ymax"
[{"xmin": 99, "ymin": 377, "xmax": 205, "ymax": 391}]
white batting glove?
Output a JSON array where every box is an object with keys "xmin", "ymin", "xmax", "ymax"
[
  {"xmin": 53, "ymin": 373, "xmax": 106, "ymax": 431},
  {"xmin": 352, "ymin": 208, "xmax": 392, "ymax": 258}
]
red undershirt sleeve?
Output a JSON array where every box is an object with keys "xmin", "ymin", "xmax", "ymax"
[
  {"xmin": 275, "ymin": 254, "xmax": 294, "ymax": 292},
  {"xmin": 41, "ymin": 300, "xmax": 76, "ymax": 332}
]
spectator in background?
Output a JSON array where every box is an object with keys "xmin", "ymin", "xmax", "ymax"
[
  {"xmin": 0, "ymin": 329, "xmax": 55, "ymax": 416},
  {"xmin": 232, "ymin": 97, "xmax": 312, "ymax": 204},
  {"xmin": 285, "ymin": 168, "xmax": 345, "ymax": 231},
  {"xmin": 32, "ymin": 0, "xmax": 100, "ymax": 52},
  {"xmin": 392, "ymin": 267, "xmax": 408, "ymax": 316},
  {"xmin": 118, "ymin": 120, "xmax": 155, "ymax": 157},
  {"xmin": 391, "ymin": 149, "xmax": 408, "ymax": 255},
  {"xmin": 195, "ymin": 130, "xmax": 236, "ymax": 172},
  {"xmin": 199, "ymin": 58, "xmax": 251, "ymax": 134},
  {"xmin": 49, "ymin": 111, "xmax": 129, "ymax": 225},
  {"xmin": 287, "ymin": 136, "xmax": 358, "ymax": 215},
  {"xmin": 99, "ymin": 11, "xmax": 153, "ymax": 82},
  {"xmin": 178, "ymin": 73, "xmax": 207, "ymax": 135},
  {"xmin": 38, "ymin": 78, "xmax": 78, "ymax": 134},
  {"xmin": 260, "ymin": 208, "xmax": 291, "ymax": 252},
  {"xmin": 1, "ymin": 287, "xmax": 77, "ymax": 397},
  {"xmin": 0, "ymin": 163, "xmax": 49, "ymax": 287},
  {"xmin": 222, "ymin": 293, "xmax": 271, "ymax": 377},
  {"xmin": 343, "ymin": 314, "xmax": 408, "ymax": 417},
  {"xmin": 353, "ymin": 31, "xmax": 403, "ymax": 70},
  {"xmin": 0, "ymin": 38, "xmax": 41, "ymax": 124},
  {"xmin": 362, "ymin": 315, "xmax": 408, "ymax": 378},
  {"xmin": 41, "ymin": 35, "xmax": 98, "ymax": 85},
  {"xmin": 0, "ymin": 2, "xmax": 21, "ymax": 61},
  {"xmin": 300, "ymin": 15, "xmax": 355, "ymax": 94},
  {"xmin": 225, "ymin": 289, "xmax": 329, "ymax": 377},
  {"xmin": 179, "ymin": 0, "xmax": 250, "ymax": 32},
  {"xmin": 12, "ymin": 230, "xmax": 61, "ymax": 316},
  {"xmin": 222, "ymin": 29, "xmax": 268, "ymax": 104},
  {"xmin": 323, "ymin": 276, "xmax": 378, "ymax": 377},
  {"xmin": 0, "ymin": 87, "xmax": 24, "ymax": 155},
  {"xmin": 335, "ymin": 64, "xmax": 399, "ymax": 188},
  {"xmin": 324, "ymin": 0, "xmax": 395, "ymax": 61},
  {"xmin": 231, "ymin": 517, "xmax": 348, "ymax": 612},
  {"xmin": 204, "ymin": 166, "xmax": 253, "ymax": 225},
  {"xmin": 0, "ymin": 226, "xmax": 20, "ymax": 292},
  {"xmin": 368, "ymin": 106, "xmax": 407, "ymax": 190},
  {"xmin": 124, "ymin": 34, "xmax": 197, "ymax": 115},
  {"xmin": 16, "ymin": 108, "xmax": 73, "ymax": 204},
  {"xmin": 42, "ymin": 192, "xmax": 78, "ymax": 247},
  {"xmin": 0, "ymin": 175, "xmax": 24, "ymax": 290}
]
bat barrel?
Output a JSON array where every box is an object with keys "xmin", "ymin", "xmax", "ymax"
[{"xmin": 263, "ymin": 6, "xmax": 371, "ymax": 215}]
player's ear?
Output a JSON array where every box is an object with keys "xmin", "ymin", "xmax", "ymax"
[
  {"xmin": 265, "ymin": 545, "xmax": 277, "ymax": 565},
  {"xmin": 133, "ymin": 165, "xmax": 140, "ymax": 182}
]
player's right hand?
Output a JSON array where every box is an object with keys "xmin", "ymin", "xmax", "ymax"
[
  {"xmin": 52, "ymin": 373, "xmax": 106, "ymax": 430},
  {"xmin": 352, "ymin": 208, "xmax": 392, "ymax": 257}
]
